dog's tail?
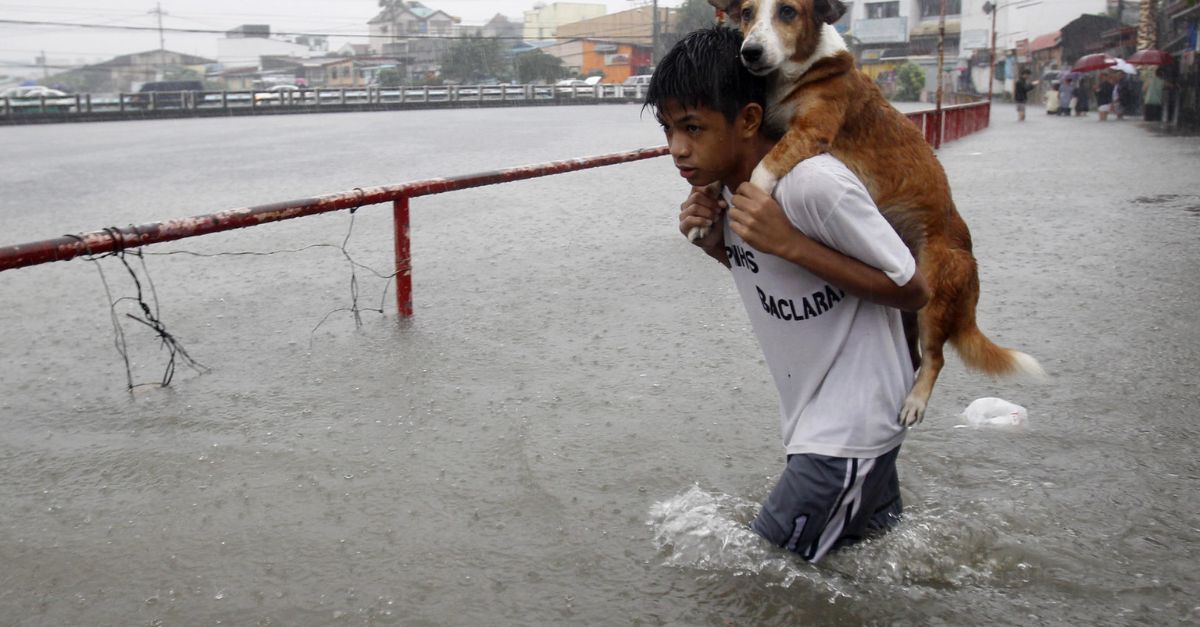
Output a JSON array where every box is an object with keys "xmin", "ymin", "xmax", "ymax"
[{"xmin": 951, "ymin": 325, "xmax": 1046, "ymax": 378}]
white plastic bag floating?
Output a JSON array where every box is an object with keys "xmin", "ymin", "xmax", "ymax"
[{"xmin": 961, "ymin": 397, "xmax": 1028, "ymax": 427}]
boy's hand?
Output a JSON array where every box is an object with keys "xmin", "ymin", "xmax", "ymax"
[
  {"xmin": 679, "ymin": 183, "xmax": 725, "ymax": 253},
  {"xmin": 729, "ymin": 182, "xmax": 804, "ymax": 259}
]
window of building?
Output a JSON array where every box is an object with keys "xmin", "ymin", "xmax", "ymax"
[
  {"xmin": 866, "ymin": 1, "xmax": 900, "ymax": 19},
  {"xmin": 918, "ymin": 0, "xmax": 961, "ymax": 18}
]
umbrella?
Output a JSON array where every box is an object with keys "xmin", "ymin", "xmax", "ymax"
[
  {"xmin": 1071, "ymin": 53, "xmax": 1117, "ymax": 73},
  {"xmin": 1112, "ymin": 59, "xmax": 1138, "ymax": 75},
  {"xmin": 1128, "ymin": 49, "xmax": 1172, "ymax": 66}
]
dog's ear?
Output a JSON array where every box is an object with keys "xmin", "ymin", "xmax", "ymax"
[{"xmin": 814, "ymin": 0, "xmax": 847, "ymax": 24}]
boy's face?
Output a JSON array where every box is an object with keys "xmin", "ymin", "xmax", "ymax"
[{"xmin": 656, "ymin": 99, "xmax": 742, "ymax": 188}]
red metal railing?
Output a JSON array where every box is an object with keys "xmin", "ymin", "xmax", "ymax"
[
  {"xmin": 0, "ymin": 146, "xmax": 669, "ymax": 316},
  {"xmin": 0, "ymin": 100, "xmax": 991, "ymax": 318},
  {"xmin": 905, "ymin": 100, "xmax": 991, "ymax": 149}
]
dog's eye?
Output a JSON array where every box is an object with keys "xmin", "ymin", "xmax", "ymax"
[
  {"xmin": 741, "ymin": 6, "xmax": 754, "ymax": 21},
  {"xmin": 779, "ymin": 4, "xmax": 797, "ymax": 20}
]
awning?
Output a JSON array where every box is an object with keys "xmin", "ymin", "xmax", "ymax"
[
  {"xmin": 910, "ymin": 19, "xmax": 961, "ymax": 38},
  {"xmin": 1030, "ymin": 31, "xmax": 1061, "ymax": 52}
]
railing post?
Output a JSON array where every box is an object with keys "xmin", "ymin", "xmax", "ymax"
[
  {"xmin": 394, "ymin": 195, "xmax": 413, "ymax": 317},
  {"xmin": 85, "ymin": 93, "xmax": 92, "ymax": 114}
]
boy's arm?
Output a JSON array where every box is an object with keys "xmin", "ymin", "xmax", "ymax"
[{"xmin": 728, "ymin": 183, "xmax": 929, "ymax": 312}]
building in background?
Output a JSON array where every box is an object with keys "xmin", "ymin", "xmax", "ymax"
[
  {"xmin": 47, "ymin": 50, "xmax": 216, "ymax": 93},
  {"xmin": 216, "ymin": 25, "xmax": 327, "ymax": 68},
  {"xmin": 368, "ymin": 1, "xmax": 462, "ymax": 82},
  {"xmin": 523, "ymin": 2, "xmax": 607, "ymax": 40},
  {"xmin": 846, "ymin": 0, "xmax": 961, "ymax": 98},
  {"xmin": 547, "ymin": 6, "xmax": 670, "ymax": 81},
  {"xmin": 539, "ymin": 38, "xmax": 653, "ymax": 82},
  {"xmin": 958, "ymin": 0, "xmax": 1111, "ymax": 94}
]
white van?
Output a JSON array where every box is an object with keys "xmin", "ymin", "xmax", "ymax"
[{"xmin": 623, "ymin": 75, "xmax": 653, "ymax": 87}]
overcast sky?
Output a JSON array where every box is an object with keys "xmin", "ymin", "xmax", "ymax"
[{"xmin": 0, "ymin": 0, "xmax": 686, "ymax": 74}]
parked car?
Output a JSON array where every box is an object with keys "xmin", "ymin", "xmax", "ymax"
[
  {"xmin": 555, "ymin": 78, "xmax": 595, "ymax": 96},
  {"xmin": 1, "ymin": 86, "xmax": 68, "ymax": 99},
  {"xmin": 254, "ymin": 84, "xmax": 301, "ymax": 103},
  {"xmin": 131, "ymin": 80, "xmax": 205, "ymax": 109},
  {"xmin": 623, "ymin": 75, "xmax": 653, "ymax": 87}
]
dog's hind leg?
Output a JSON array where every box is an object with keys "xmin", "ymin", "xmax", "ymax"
[{"xmin": 900, "ymin": 305, "xmax": 949, "ymax": 426}]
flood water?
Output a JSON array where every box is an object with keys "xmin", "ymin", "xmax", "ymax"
[{"xmin": 1, "ymin": 104, "xmax": 1198, "ymax": 625}]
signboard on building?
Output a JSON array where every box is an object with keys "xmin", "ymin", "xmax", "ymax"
[
  {"xmin": 960, "ymin": 29, "xmax": 988, "ymax": 50},
  {"xmin": 852, "ymin": 17, "xmax": 909, "ymax": 44}
]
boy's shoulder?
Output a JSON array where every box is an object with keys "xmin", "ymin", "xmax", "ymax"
[{"xmin": 777, "ymin": 154, "xmax": 863, "ymax": 200}]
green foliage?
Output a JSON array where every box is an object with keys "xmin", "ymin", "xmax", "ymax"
[
  {"xmin": 514, "ymin": 49, "xmax": 566, "ymax": 84},
  {"xmin": 440, "ymin": 35, "xmax": 506, "ymax": 84},
  {"xmin": 376, "ymin": 67, "xmax": 404, "ymax": 87},
  {"xmin": 660, "ymin": 0, "xmax": 723, "ymax": 60},
  {"xmin": 895, "ymin": 62, "xmax": 926, "ymax": 101},
  {"xmin": 673, "ymin": 0, "xmax": 719, "ymax": 35}
]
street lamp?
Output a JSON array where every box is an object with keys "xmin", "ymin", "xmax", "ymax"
[
  {"xmin": 982, "ymin": 0, "xmax": 998, "ymax": 101},
  {"xmin": 982, "ymin": 0, "xmax": 1040, "ymax": 101}
]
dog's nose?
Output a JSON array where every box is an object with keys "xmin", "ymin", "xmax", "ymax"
[{"xmin": 741, "ymin": 45, "xmax": 764, "ymax": 64}]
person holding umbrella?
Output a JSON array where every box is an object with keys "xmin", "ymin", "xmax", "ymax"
[
  {"xmin": 1143, "ymin": 68, "xmax": 1166, "ymax": 122},
  {"xmin": 1095, "ymin": 73, "xmax": 1114, "ymax": 121},
  {"xmin": 1059, "ymin": 77, "xmax": 1076, "ymax": 116},
  {"xmin": 1074, "ymin": 75, "xmax": 1090, "ymax": 116}
]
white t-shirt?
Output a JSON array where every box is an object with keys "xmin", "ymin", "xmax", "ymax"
[{"xmin": 722, "ymin": 154, "xmax": 916, "ymax": 458}]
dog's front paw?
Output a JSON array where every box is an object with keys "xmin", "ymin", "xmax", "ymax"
[
  {"xmin": 899, "ymin": 394, "xmax": 926, "ymax": 427},
  {"xmin": 749, "ymin": 164, "xmax": 780, "ymax": 194},
  {"xmin": 687, "ymin": 225, "xmax": 710, "ymax": 243}
]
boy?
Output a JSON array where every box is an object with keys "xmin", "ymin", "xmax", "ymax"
[
  {"xmin": 1014, "ymin": 68, "xmax": 1037, "ymax": 122},
  {"xmin": 646, "ymin": 27, "xmax": 929, "ymax": 563}
]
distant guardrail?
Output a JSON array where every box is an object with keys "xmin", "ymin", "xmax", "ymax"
[{"xmin": 0, "ymin": 83, "xmax": 651, "ymax": 124}]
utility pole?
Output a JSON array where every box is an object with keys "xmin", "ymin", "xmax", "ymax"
[
  {"xmin": 39, "ymin": 50, "xmax": 48, "ymax": 79},
  {"xmin": 651, "ymin": 0, "xmax": 660, "ymax": 66},
  {"xmin": 934, "ymin": 0, "xmax": 947, "ymax": 147},
  {"xmin": 149, "ymin": 2, "xmax": 168, "ymax": 80},
  {"xmin": 984, "ymin": 0, "xmax": 998, "ymax": 102},
  {"xmin": 149, "ymin": 2, "xmax": 167, "ymax": 51}
]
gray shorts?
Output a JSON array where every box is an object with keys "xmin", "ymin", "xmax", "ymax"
[
  {"xmin": 1016, "ymin": 102, "xmax": 1026, "ymax": 113},
  {"xmin": 751, "ymin": 445, "xmax": 902, "ymax": 562}
]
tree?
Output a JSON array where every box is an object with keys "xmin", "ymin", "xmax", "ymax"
[
  {"xmin": 660, "ymin": 0, "xmax": 725, "ymax": 61},
  {"xmin": 440, "ymin": 34, "xmax": 506, "ymax": 84},
  {"xmin": 376, "ymin": 67, "xmax": 404, "ymax": 87},
  {"xmin": 673, "ymin": 0, "xmax": 719, "ymax": 35},
  {"xmin": 895, "ymin": 62, "xmax": 926, "ymax": 101},
  {"xmin": 514, "ymin": 49, "xmax": 566, "ymax": 84}
]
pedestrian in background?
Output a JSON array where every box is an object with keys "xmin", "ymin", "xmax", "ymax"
[
  {"xmin": 1013, "ymin": 68, "xmax": 1037, "ymax": 121},
  {"xmin": 1074, "ymin": 76, "xmax": 1090, "ymax": 116},
  {"xmin": 1059, "ymin": 78, "xmax": 1075, "ymax": 116},
  {"xmin": 1096, "ymin": 74, "xmax": 1114, "ymax": 121},
  {"xmin": 1115, "ymin": 75, "xmax": 1134, "ymax": 120},
  {"xmin": 1044, "ymin": 81, "xmax": 1060, "ymax": 115},
  {"xmin": 1143, "ymin": 68, "xmax": 1165, "ymax": 122}
]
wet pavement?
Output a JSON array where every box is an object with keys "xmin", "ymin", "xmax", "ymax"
[{"xmin": 1, "ymin": 103, "xmax": 1198, "ymax": 625}]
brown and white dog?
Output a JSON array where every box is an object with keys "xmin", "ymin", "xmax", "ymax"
[{"xmin": 706, "ymin": 0, "xmax": 1043, "ymax": 425}]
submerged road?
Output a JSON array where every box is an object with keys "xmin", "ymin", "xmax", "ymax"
[{"xmin": 0, "ymin": 103, "xmax": 1198, "ymax": 625}]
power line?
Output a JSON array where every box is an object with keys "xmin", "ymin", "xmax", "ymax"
[{"xmin": 0, "ymin": 17, "xmax": 666, "ymax": 43}]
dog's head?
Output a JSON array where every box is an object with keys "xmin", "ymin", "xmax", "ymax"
[{"xmin": 707, "ymin": 0, "xmax": 846, "ymax": 76}]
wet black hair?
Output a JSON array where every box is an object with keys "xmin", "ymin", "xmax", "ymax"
[{"xmin": 643, "ymin": 26, "xmax": 768, "ymax": 124}]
